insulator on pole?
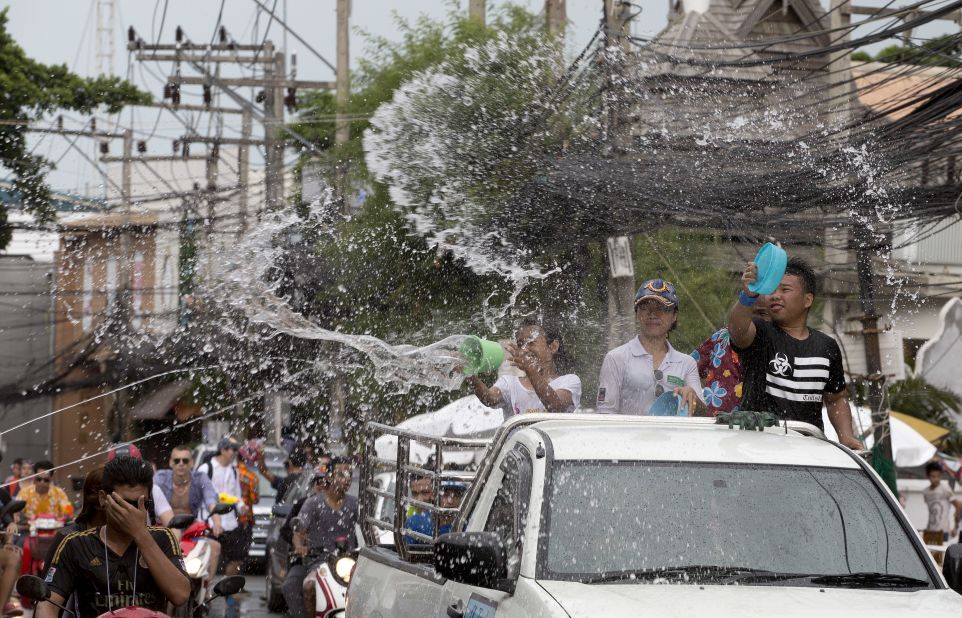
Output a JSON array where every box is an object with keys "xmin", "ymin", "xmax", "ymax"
[
  {"xmin": 137, "ymin": 141, "xmax": 147, "ymax": 154},
  {"xmin": 175, "ymin": 26, "xmax": 184, "ymax": 43},
  {"xmin": 99, "ymin": 141, "xmax": 109, "ymax": 155},
  {"xmin": 203, "ymin": 84, "xmax": 213, "ymax": 106},
  {"xmin": 128, "ymin": 27, "xmax": 136, "ymax": 43}
]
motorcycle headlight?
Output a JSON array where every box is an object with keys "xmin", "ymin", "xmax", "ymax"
[
  {"xmin": 334, "ymin": 556, "xmax": 356, "ymax": 584},
  {"xmin": 184, "ymin": 556, "xmax": 205, "ymax": 576}
]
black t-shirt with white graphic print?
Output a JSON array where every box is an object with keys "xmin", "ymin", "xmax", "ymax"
[{"xmin": 734, "ymin": 317, "xmax": 846, "ymax": 428}]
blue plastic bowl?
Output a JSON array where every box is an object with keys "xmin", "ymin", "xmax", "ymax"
[
  {"xmin": 649, "ymin": 392, "xmax": 689, "ymax": 417},
  {"xmin": 749, "ymin": 243, "xmax": 787, "ymax": 296}
]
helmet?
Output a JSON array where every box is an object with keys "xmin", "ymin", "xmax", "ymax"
[{"xmin": 107, "ymin": 444, "xmax": 143, "ymax": 461}]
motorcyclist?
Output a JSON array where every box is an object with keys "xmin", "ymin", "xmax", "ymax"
[
  {"xmin": 19, "ymin": 461, "xmax": 72, "ymax": 521},
  {"xmin": 37, "ymin": 456, "xmax": 190, "ymax": 618},
  {"xmin": 282, "ymin": 457, "xmax": 357, "ymax": 618},
  {"xmin": 152, "ymin": 446, "xmax": 223, "ymax": 583}
]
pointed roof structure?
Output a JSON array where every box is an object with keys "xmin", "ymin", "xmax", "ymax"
[{"xmin": 636, "ymin": 0, "xmax": 830, "ymax": 80}]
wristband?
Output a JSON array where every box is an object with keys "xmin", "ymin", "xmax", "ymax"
[{"xmin": 738, "ymin": 291, "xmax": 759, "ymax": 307}]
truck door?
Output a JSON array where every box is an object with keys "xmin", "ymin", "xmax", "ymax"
[{"xmin": 441, "ymin": 445, "xmax": 533, "ymax": 617}]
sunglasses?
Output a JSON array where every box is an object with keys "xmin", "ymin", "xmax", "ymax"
[
  {"xmin": 654, "ymin": 369, "xmax": 666, "ymax": 397},
  {"xmin": 171, "ymin": 458, "xmax": 190, "ymax": 465},
  {"xmin": 35, "ymin": 477, "xmax": 52, "ymax": 484}
]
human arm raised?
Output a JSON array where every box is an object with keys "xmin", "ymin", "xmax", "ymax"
[
  {"xmin": 507, "ymin": 343, "xmax": 573, "ymax": 413},
  {"xmin": 728, "ymin": 261, "xmax": 759, "ymax": 349},
  {"xmin": 465, "ymin": 375, "xmax": 503, "ymax": 408}
]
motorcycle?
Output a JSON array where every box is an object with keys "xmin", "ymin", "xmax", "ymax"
[
  {"xmin": 297, "ymin": 533, "xmax": 357, "ymax": 618},
  {"xmin": 20, "ymin": 513, "xmax": 65, "ymax": 578},
  {"xmin": 166, "ymin": 503, "xmax": 235, "ymax": 618},
  {"xmin": 15, "ymin": 573, "xmax": 246, "ymax": 618}
]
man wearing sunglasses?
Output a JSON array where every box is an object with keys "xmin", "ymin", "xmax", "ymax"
[
  {"xmin": 21, "ymin": 461, "xmax": 72, "ymax": 521},
  {"xmin": 597, "ymin": 279, "xmax": 704, "ymax": 415},
  {"xmin": 153, "ymin": 447, "xmax": 223, "ymax": 583}
]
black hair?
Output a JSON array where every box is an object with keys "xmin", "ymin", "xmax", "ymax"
[
  {"xmin": 926, "ymin": 461, "xmax": 943, "ymax": 475},
  {"xmin": 75, "ymin": 466, "xmax": 105, "ymax": 525},
  {"xmin": 12, "ymin": 458, "xmax": 22, "ymax": 466},
  {"xmin": 517, "ymin": 316, "xmax": 573, "ymax": 373},
  {"xmin": 102, "ymin": 456, "xmax": 153, "ymax": 492},
  {"xmin": 34, "ymin": 460, "xmax": 54, "ymax": 473},
  {"xmin": 784, "ymin": 256, "xmax": 817, "ymax": 297},
  {"xmin": 288, "ymin": 451, "xmax": 307, "ymax": 468}
]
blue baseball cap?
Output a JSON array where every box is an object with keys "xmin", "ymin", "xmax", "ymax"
[{"xmin": 635, "ymin": 278, "xmax": 679, "ymax": 309}]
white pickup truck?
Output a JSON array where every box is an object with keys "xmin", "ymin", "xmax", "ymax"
[{"xmin": 348, "ymin": 413, "xmax": 962, "ymax": 617}]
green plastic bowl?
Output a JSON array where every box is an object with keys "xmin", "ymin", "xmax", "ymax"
[{"xmin": 460, "ymin": 336, "xmax": 505, "ymax": 377}]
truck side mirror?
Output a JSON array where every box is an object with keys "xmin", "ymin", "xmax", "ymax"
[
  {"xmin": 943, "ymin": 544, "xmax": 962, "ymax": 594},
  {"xmin": 434, "ymin": 532, "xmax": 512, "ymax": 592}
]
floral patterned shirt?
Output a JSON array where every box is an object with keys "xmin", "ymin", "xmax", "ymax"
[
  {"xmin": 237, "ymin": 463, "xmax": 259, "ymax": 527},
  {"xmin": 21, "ymin": 484, "xmax": 73, "ymax": 519},
  {"xmin": 691, "ymin": 327, "xmax": 744, "ymax": 416}
]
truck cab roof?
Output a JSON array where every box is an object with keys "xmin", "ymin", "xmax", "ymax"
[{"xmin": 524, "ymin": 415, "xmax": 860, "ymax": 468}]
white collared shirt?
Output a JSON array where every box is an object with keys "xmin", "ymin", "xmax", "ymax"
[{"xmin": 596, "ymin": 337, "xmax": 703, "ymax": 415}]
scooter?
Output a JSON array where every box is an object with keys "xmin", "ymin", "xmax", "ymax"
[
  {"xmin": 20, "ymin": 513, "xmax": 65, "ymax": 578},
  {"xmin": 15, "ymin": 573, "xmax": 246, "ymax": 618},
  {"xmin": 167, "ymin": 503, "xmax": 235, "ymax": 618},
  {"xmin": 305, "ymin": 537, "xmax": 357, "ymax": 618}
]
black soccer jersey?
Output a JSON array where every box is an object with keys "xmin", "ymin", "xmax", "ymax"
[{"xmin": 45, "ymin": 526, "xmax": 186, "ymax": 618}]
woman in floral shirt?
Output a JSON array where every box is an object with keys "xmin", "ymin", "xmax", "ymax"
[{"xmin": 691, "ymin": 297, "xmax": 770, "ymax": 415}]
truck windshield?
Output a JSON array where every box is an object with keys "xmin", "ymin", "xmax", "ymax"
[{"xmin": 542, "ymin": 461, "xmax": 933, "ymax": 586}]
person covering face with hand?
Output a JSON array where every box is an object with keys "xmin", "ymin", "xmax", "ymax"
[
  {"xmin": 727, "ymin": 255, "xmax": 860, "ymax": 449},
  {"xmin": 468, "ymin": 317, "xmax": 582, "ymax": 417},
  {"xmin": 597, "ymin": 279, "xmax": 704, "ymax": 415},
  {"xmin": 38, "ymin": 457, "xmax": 189, "ymax": 618}
]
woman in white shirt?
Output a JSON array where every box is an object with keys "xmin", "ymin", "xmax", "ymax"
[{"xmin": 467, "ymin": 318, "xmax": 581, "ymax": 418}]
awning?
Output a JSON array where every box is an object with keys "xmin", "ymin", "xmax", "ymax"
[
  {"xmin": 130, "ymin": 380, "xmax": 191, "ymax": 420},
  {"xmin": 890, "ymin": 411, "xmax": 951, "ymax": 445}
]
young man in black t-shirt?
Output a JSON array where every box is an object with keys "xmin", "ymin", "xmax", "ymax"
[
  {"xmin": 728, "ymin": 255, "xmax": 861, "ymax": 449},
  {"xmin": 38, "ymin": 457, "xmax": 190, "ymax": 618}
]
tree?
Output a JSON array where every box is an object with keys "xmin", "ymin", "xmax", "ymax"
[
  {"xmin": 851, "ymin": 35, "xmax": 962, "ymax": 68},
  {"xmin": 0, "ymin": 8, "xmax": 150, "ymax": 249},
  {"xmin": 889, "ymin": 371, "xmax": 962, "ymax": 456}
]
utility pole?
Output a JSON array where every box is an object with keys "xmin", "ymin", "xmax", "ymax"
[
  {"xmin": 328, "ymin": 0, "xmax": 352, "ymax": 458},
  {"xmin": 469, "ymin": 0, "xmax": 486, "ymax": 25},
  {"xmin": 239, "ymin": 109, "xmax": 252, "ymax": 234},
  {"xmin": 546, "ymin": 0, "xmax": 566, "ymax": 36},
  {"xmin": 113, "ymin": 128, "xmax": 133, "ymax": 443},
  {"xmin": 603, "ymin": 2, "xmax": 637, "ymax": 349},
  {"xmin": 336, "ymin": 0, "xmax": 351, "ymax": 151}
]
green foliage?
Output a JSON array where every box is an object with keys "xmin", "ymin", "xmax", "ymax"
[
  {"xmin": 0, "ymin": 8, "xmax": 150, "ymax": 249},
  {"xmin": 632, "ymin": 229, "xmax": 738, "ymax": 352},
  {"xmin": 889, "ymin": 372, "xmax": 962, "ymax": 455},
  {"xmin": 855, "ymin": 35, "xmax": 962, "ymax": 68}
]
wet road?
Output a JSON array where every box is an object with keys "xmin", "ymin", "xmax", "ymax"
[{"xmin": 236, "ymin": 575, "xmax": 275, "ymax": 617}]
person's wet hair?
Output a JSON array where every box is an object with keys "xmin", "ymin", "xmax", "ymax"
[
  {"xmin": 926, "ymin": 461, "xmax": 942, "ymax": 475},
  {"xmin": 784, "ymin": 256, "xmax": 817, "ymax": 297},
  {"xmin": 102, "ymin": 456, "xmax": 153, "ymax": 492}
]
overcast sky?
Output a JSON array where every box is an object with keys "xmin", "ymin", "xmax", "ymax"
[
  {"xmin": 2, "ymin": 0, "xmax": 638, "ymax": 195},
  {"xmin": 1, "ymin": 0, "xmax": 950, "ymax": 195}
]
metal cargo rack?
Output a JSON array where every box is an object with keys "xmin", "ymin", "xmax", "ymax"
[{"xmin": 360, "ymin": 421, "xmax": 490, "ymax": 562}]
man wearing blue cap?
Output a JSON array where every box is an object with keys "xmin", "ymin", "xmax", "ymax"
[
  {"xmin": 596, "ymin": 279, "xmax": 703, "ymax": 415},
  {"xmin": 197, "ymin": 436, "xmax": 248, "ymax": 576}
]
